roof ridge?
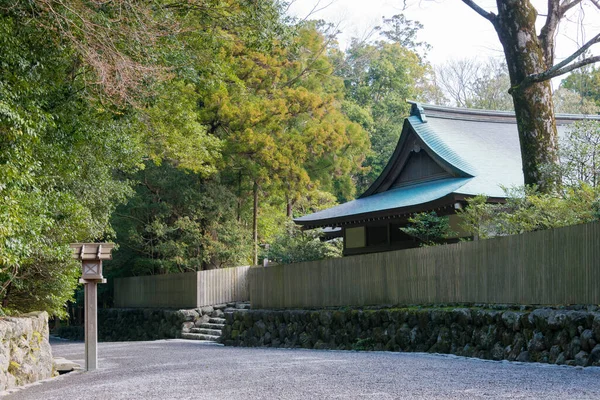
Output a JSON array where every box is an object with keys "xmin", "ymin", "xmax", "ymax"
[{"xmin": 407, "ymin": 100, "xmax": 600, "ymax": 123}]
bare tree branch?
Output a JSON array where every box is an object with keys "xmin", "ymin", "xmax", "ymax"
[
  {"xmin": 300, "ymin": 0, "xmax": 336, "ymax": 23},
  {"xmin": 539, "ymin": 31, "xmax": 599, "ymax": 72},
  {"xmin": 525, "ymin": 55, "xmax": 600, "ymax": 83},
  {"xmin": 539, "ymin": 0, "xmax": 561, "ymax": 65},
  {"xmin": 539, "ymin": 1, "xmax": 584, "ymax": 66},
  {"xmin": 509, "ymin": 31, "xmax": 600, "ymax": 93},
  {"xmin": 559, "ymin": 0, "xmax": 585, "ymax": 14},
  {"xmin": 461, "ymin": 0, "xmax": 496, "ymax": 22},
  {"xmin": 511, "ymin": 54, "xmax": 600, "ymax": 94}
]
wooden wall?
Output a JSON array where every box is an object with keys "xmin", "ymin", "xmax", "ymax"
[
  {"xmin": 114, "ymin": 271, "xmax": 198, "ymax": 308},
  {"xmin": 114, "ymin": 266, "xmax": 250, "ymax": 308},
  {"xmin": 197, "ymin": 266, "xmax": 250, "ymax": 307},
  {"xmin": 249, "ymin": 222, "xmax": 600, "ymax": 308}
]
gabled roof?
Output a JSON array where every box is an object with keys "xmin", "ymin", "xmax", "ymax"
[{"xmin": 295, "ymin": 102, "xmax": 600, "ymax": 228}]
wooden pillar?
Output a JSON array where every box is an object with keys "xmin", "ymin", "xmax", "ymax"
[
  {"xmin": 71, "ymin": 243, "xmax": 113, "ymax": 372},
  {"xmin": 387, "ymin": 222, "xmax": 391, "ymax": 247},
  {"xmin": 84, "ymin": 282, "xmax": 98, "ymax": 371},
  {"xmin": 253, "ymin": 182, "xmax": 258, "ymax": 266}
]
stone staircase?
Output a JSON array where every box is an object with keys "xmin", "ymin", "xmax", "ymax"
[{"xmin": 180, "ymin": 302, "xmax": 249, "ymax": 344}]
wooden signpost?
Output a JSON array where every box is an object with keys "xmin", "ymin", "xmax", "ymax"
[{"xmin": 70, "ymin": 243, "xmax": 114, "ymax": 371}]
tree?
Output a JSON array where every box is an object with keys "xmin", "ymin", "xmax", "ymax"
[
  {"xmin": 560, "ymin": 121, "xmax": 600, "ymax": 187},
  {"xmin": 1, "ymin": 0, "xmax": 178, "ymax": 106},
  {"xmin": 336, "ymin": 14, "xmax": 432, "ymax": 191},
  {"xmin": 435, "ymin": 58, "xmax": 513, "ymax": 110},
  {"xmin": 459, "ymin": 185, "xmax": 600, "ymax": 238},
  {"xmin": 561, "ymin": 64, "xmax": 600, "ymax": 107},
  {"xmin": 0, "ymin": 0, "xmax": 242, "ymax": 315},
  {"xmin": 266, "ymin": 222, "xmax": 342, "ymax": 264},
  {"xmin": 110, "ymin": 162, "xmax": 252, "ymax": 276},
  {"xmin": 196, "ymin": 20, "xmax": 369, "ymax": 264},
  {"xmin": 460, "ymin": 0, "xmax": 600, "ymax": 193},
  {"xmin": 0, "ymin": 13, "xmax": 143, "ymax": 316},
  {"xmin": 401, "ymin": 212, "xmax": 455, "ymax": 246},
  {"xmin": 378, "ymin": 14, "xmax": 432, "ymax": 54},
  {"xmin": 553, "ymin": 87, "xmax": 600, "ymax": 114}
]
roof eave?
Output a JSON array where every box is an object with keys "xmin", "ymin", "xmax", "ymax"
[{"xmin": 294, "ymin": 193, "xmax": 462, "ymax": 229}]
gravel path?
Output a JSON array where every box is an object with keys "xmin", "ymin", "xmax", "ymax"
[{"xmin": 6, "ymin": 339, "xmax": 600, "ymax": 399}]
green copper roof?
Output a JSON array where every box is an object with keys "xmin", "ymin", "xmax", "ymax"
[
  {"xmin": 409, "ymin": 110, "xmax": 523, "ymax": 198},
  {"xmin": 295, "ymin": 102, "xmax": 600, "ymax": 227},
  {"xmin": 294, "ymin": 178, "xmax": 471, "ymax": 224},
  {"xmin": 407, "ymin": 115, "xmax": 478, "ymax": 177}
]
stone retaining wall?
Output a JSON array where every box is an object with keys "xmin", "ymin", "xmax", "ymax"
[
  {"xmin": 221, "ymin": 306, "xmax": 600, "ymax": 367},
  {"xmin": 55, "ymin": 308, "xmax": 187, "ymax": 341},
  {"xmin": 54, "ymin": 302, "xmax": 250, "ymax": 341},
  {"xmin": 0, "ymin": 312, "xmax": 56, "ymax": 391}
]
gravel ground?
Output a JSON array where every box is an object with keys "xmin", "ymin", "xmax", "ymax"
[{"xmin": 5, "ymin": 339, "xmax": 600, "ymax": 399}]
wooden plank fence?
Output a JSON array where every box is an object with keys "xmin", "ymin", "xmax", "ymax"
[
  {"xmin": 249, "ymin": 222, "xmax": 600, "ymax": 308},
  {"xmin": 114, "ymin": 266, "xmax": 250, "ymax": 308},
  {"xmin": 197, "ymin": 266, "xmax": 250, "ymax": 307}
]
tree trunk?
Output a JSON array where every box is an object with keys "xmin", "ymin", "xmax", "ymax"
[
  {"xmin": 237, "ymin": 171, "xmax": 242, "ymax": 222},
  {"xmin": 286, "ymin": 195, "xmax": 293, "ymax": 218},
  {"xmin": 252, "ymin": 181, "xmax": 258, "ymax": 266},
  {"xmin": 2, "ymin": 281, "xmax": 12, "ymax": 308},
  {"xmin": 494, "ymin": 0, "xmax": 560, "ymax": 193}
]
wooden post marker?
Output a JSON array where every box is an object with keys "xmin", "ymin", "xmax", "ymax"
[{"xmin": 70, "ymin": 243, "xmax": 114, "ymax": 371}]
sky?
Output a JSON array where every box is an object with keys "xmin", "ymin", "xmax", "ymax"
[{"xmin": 287, "ymin": 0, "xmax": 600, "ymax": 84}]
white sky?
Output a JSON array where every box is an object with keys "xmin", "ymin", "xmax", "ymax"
[{"xmin": 287, "ymin": 0, "xmax": 600, "ymax": 86}]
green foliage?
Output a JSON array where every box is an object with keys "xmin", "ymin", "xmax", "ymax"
[
  {"xmin": 377, "ymin": 14, "xmax": 431, "ymax": 54},
  {"xmin": 196, "ymin": 20, "xmax": 369, "ymax": 204},
  {"xmin": 456, "ymin": 196, "xmax": 496, "ymax": 240},
  {"xmin": 352, "ymin": 337, "xmax": 375, "ymax": 351},
  {"xmin": 553, "ymin": 87, "xmax": 600, "ymax": 115},
  {"xmin": 0, "ymin": 13, "xmax": 144, "ymax": 317},
  {"xmin": 266, "ymin": 222, "xmax": 342, "ymax": 265},
  {"xmin": 459, "ymin": 186, "xmax": 600, "ymax": 239},
  {"xmin": 0, "ymin": 0, "xmax": 441, "ymax": 315},
  {"xmin": 401, "ymin": 212, "xmax": 456, "ymax": 246},
  {"xmin": 560, "ymin": 121, "xmax": 600, "ymax": 187},
  {"xmin": 54, "ymin": 325, "xmax": 84, "ymax": 341},
  {"xmin": 110, "ymin": 162, "xmax": 252, "ymax": 276},
  {"xmin": 141, "ymin": 81, "xmax": 222, "ymax": 175},
  {"xmin": 561, "ymin": 65, "xmax": 600, "ymax": 108},
  {"xmin": 292, "ymin": 189, "xmax": 339, "ymax": 218},
  {"xmin": 336, "ymin": 15, "xmax": 432, "ymax": 191}
]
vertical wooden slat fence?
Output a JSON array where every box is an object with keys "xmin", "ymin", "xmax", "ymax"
[
  {"xmin": 197, "ymin": 266, "xmax": 250, "ymax": 307},
  {"xmin": 249, "ymin": 221, "xmax": 600, "ymax": 308},
  {"xmin": 114, "ymin": 271, "xmax": 199, "ymax": 308},
  {"xmin": 114, "ymin": 266, "xmax": 250, "ymax": 308}
]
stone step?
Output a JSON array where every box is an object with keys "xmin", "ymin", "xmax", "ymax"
[
  {"xmin": 198, "ymin": 322, "xmax": 224, "ymax": 329},
  {"xmin": 190, "ymin": 328, "xmax": 222, "ymax": 336},
  {"xmin": 54, "ymin": 357, "xmax": 81, "ymax": 374},
  {"xmin": 209, "ymin": 317, "xmax": 226, "ymax": 324},
  {"xmin": 181, "ymin": 332, "xmax": 221, "ymax": 341},
  {"xmin": 191, "ymin": 340, "xmax": 223, "ymax": 346}
]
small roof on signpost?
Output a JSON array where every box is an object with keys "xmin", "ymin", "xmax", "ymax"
[{"xmin": 70, "ymin": 243, "xmax": 115, "ymax": 261}]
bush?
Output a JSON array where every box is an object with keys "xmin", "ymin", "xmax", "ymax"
[
  {"xmin": 459, "ymin": 185, "xmax": 600, "ymax": 239},
  {"xmin": 401, "ymin": 211, "xmax": 456, "ymax": 246},
  {"xmin": 266, "ymin": 222, "xmax": 342, "ymax": 264}
]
